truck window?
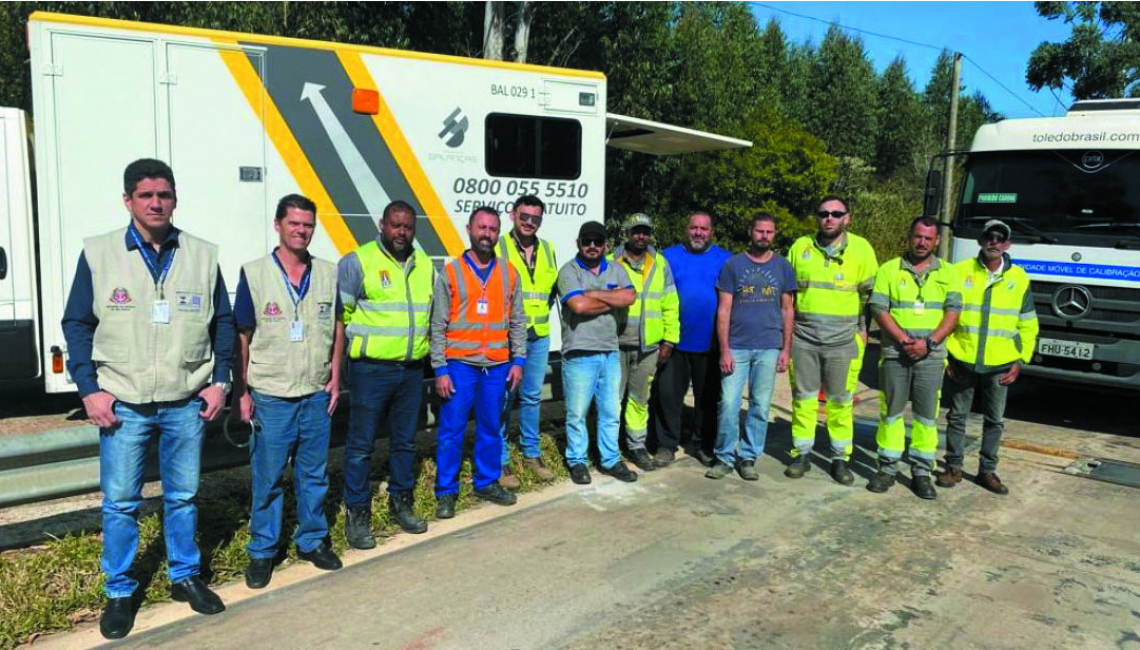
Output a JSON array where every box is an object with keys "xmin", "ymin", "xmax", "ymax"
[{"xmin": 485, "ymin": 113, "xmax": 581, "ymax": 180}]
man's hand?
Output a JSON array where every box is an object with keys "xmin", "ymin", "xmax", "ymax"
[
  {"xmin": 507, "ymin": 365, "xmax": 524, "ymax": 391},
  {"xmin": 901, "ymin": 338, "xmax": 927, "ymax": 361},
  {"xmin": 999, "ymin": 362, "xmax": 1022, "ymax": 386},
  {"xmin": 234, "ymin": 390, "xmax": 255, "ymax": 423},
  {"xmin": 859, "ymin": 329, "xmax": 869, "ymax": 347},
  {"xmin": 324, "ymin": 377, "xmax": 340, "ymax": 416},
  {"xmin": 435, "ymin": 375, "xmax": 455, "ymax": 400},
  {"xmin": 777, "ymin": 348, "xmax": 791, "ymax": 373},
  {"xmin": 82, "ymin": 390, "xmax": 119, "ymax": 428},
  {"xmin": 198, "ymin": 385, "xmax": 226, "ymax": 421},
  {"xmin": 946, "ymin": 361, "xmax": 958, "ymax": 381},
  {"xmin": 657, "ymin": 343, "xmax": 674, "ymax": 367},
  {"xmin": 720, "ymin": 349, "xmax": 734, "ymax": 375}
]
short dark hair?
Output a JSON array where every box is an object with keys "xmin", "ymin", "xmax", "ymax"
[
  {"xmin": 817, "ymin": 194, "xmax": 850, "ymax": 213},
  {"xmin": 514, "ymin": 195, "xmax": 545, "ymax": 214},
  {"xmin": 123, "ymin": 158, "xmax": 176, "ymax": 196},
  {"xmin": 751, "ymin": 212, "xmax": 777, "ymax": 229},
  {"xmin": 910, "ymin": 216, "xmax": 940, "ymax": 232},
  {"xmin": 689, "ymin": 211, "xmax": 713, "ymax": 226},
  {"xmin": 382, "ymin": 200, "xmax": 416, "ymax": 223},
  {"xmin": 469, "ymin": 205, "xmax": 501, "ymax": 225},
  {"xmin": 275, "ymin": 193, "xmax": 317, "ymax": 221}
]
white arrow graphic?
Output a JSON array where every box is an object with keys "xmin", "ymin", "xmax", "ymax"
[{"xmin": 300, "ymin": 82, "xmax": 390, "ymax": 212}]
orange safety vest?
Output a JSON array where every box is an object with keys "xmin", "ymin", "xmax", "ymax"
[{"xmin": 443, "ymin": 256, "xmax": 517, "ymax": 363}]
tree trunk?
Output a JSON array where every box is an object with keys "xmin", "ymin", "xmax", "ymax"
[
  {"xmin": 514, "ymin": 1, "xmax": 535, "ymax": 64},
  {"xmin": 483, "ymin": 1, "xmax": 505, "ymax": 61}
]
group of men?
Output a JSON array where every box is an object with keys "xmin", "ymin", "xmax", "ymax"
[{"xmin": 64, "ymin": 159, "xmax": 1037, "ymax": 642}]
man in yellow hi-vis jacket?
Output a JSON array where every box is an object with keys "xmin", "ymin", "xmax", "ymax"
[{"xmin": 937, "ymin": 219, "xmax": 1038, "ymax": 496}]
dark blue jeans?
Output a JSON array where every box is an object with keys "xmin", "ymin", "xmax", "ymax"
[
  {"xmin": 943, "ymin": 359, "xmax": 1009, "ymax": 474},
  {"xmin": 343, "ymin": 360, "xmax": 423, "ymax": 508},
  {"xmin": 248, "ymin": 390, "xmax": 332, "ymax": 559}
]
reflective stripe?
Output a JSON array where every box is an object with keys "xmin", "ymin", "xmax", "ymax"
[
  {"xmin": 448, "ymin": 339, "xmax": 508, "ymax": 350},
  {"xmin": 449, "ymin": 322, "xmax": 508, "ymax": 331},
  {"xmin": 795, "ymin": 312, "xmax": 860, "ymax": 323},
  {"xmin": 893, "ymin": 300, "xmax": 945, "ymax": 310},
  {"xmin": 797, "ymin": 280, "xmax": 858, "ymax": 291},
  {"xmin": 1019, "ymin": 311, "xmax": 1036, "ymax": 320},
  {"xmin": 347, "ymin": 324, "xmax": 429, "ymax": 337},
  {"xmin": 533, "ymin": 314, "xmax": 549, "ymax": 324},
  {"xmin": 961, "ymin": 304, "xmax": 1021, "ymax": 316},
  {"xmin": 357, "ymin": 300, "xmax": 430, "ymax": 312},
  {"xmin": 957, "ymin": 325, "xmax": 1018, "ymax": 339},
  {"xmin": 522, "ymin": 291, "xmax": 549, "ymax": 301}
]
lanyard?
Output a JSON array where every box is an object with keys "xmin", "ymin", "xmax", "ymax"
[
  {"xmin": 271, "ymin": 252, "xmax": 311, "ymax": 316},
  {"xmin": 128, "ymin": 227, "xmax": 177, "ymax": 298}
]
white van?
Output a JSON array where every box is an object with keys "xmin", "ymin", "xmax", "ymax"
[{"xmin": 5, "ymin": 12, "xmax": 748, "ymax": 394}]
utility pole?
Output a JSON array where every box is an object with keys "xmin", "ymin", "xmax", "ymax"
[{"xmin": 938, "ymin": 52, "xmax": 962, "ymax": 259}]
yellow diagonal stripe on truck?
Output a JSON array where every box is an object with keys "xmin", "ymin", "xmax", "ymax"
[
  {"xmin": 213, "ymin": 39, "xmax": 358, "ymax": 256},
  {"xmin": 336, "ymin": 50, "xmax": 466, "ymax": 258}
]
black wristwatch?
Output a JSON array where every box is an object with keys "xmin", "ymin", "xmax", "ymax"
[{"xmin": 924, "ymin": 336, "xmax": 937, "ymax": 351}]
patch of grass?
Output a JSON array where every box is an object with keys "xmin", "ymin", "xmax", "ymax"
[{"xmin": 0, "ymin": 428, "xmax": 570, "ymax": 648}]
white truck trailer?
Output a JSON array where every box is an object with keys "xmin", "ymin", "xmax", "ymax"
[
  {"xmin": 0, "ymin": 12, "xmax": 748, "ymax": 394},
  {"xmin": 935, "ymin": 99, "xmax": 1140, "ymax": 390}
]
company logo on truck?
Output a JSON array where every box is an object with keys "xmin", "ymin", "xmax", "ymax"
[
  {"xmin": 1051, "ymin": 285, "xmax": 1093, "ymax": 319},
  {"xmin": 438, "ymin": 108, "xmax": 468, "ymax": 148},
  {"xmin": 1082, "ymin": 151, "xmax": 1104, "ymax": 170}
]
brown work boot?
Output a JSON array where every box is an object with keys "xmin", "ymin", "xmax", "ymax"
[
  {"xmin": 499, "ymin": 465, "xmax": 521, "ymax": 491},
  {"xmin": 975, "ymin": 472, "xmax": 1009, "ymax": 495},
  {"xmin": 522, "ymin": 457, "xmax": 555, "ymax": 482},
  {"xmin": 935, "ymin": 467, "xmax": 962, "ymax": 488}
]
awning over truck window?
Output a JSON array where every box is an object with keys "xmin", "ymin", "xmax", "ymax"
[{"xmin": 605, "ymin": 113, "xmax": 752, "ymax": 155}]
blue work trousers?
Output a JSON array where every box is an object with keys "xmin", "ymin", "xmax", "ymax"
[
  {"xmin": 436, "ymin": 361, "xmax": 509, "ymax": 495},
  {"xmin": 247, "ymin": 389, "xmax": 332, "ymax": 559},
  {"xmin": 100, "ymin": 397, "xmax": 204, "ymax": 598}
]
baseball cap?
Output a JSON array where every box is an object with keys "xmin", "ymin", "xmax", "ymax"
[
  {"xmin": 982, "ymin": 219, "xmax": 1012, "ymax": 240},
  {"xmin": 578, "ymin": 221, "xmax": 607, "ymax": 240},
  {"xmin": 623, "ymin": 212, "xmax": 653, "ymax": 232}
]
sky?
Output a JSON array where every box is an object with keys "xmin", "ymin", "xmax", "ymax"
[{"xmin": 749, "ymin": 1, "xmax": 1077, "ymax": 120}]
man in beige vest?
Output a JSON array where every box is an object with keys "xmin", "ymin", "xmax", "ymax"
[
  {"xmin": 61, "ymin": 159, "xmax": 235, "ymax": 639},
  {"xmin": 231, "ymin": 194, "xmax": 345, "ymax": 589}
]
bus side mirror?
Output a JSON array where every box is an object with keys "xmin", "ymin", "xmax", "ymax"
[{"xmin": 923, "ymin": 170, "xmax": 942, "ymax": 217}]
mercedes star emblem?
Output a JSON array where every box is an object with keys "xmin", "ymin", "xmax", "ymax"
[{"xmin": 1051, "ymin": 285, "xmax": 1093, "ymax": 319}]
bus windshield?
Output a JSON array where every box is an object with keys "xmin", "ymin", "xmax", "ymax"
[{"xmin": 956, "ymin": 150, "xmax": 1140, "ymax": 246}]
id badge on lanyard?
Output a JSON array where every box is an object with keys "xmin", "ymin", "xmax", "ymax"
[
  {"xmin": 274, "ymin": 252, "xmax": 311, "ymax": 343},
  {"xmin": 132, "ymin": 230, "xmax": 177, "ymax": 325}
]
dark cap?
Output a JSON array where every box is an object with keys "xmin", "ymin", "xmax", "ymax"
[
  {"xmin": 982, "ymin": 219, "xmax": 1012, "ymax": 240},
  {"xmin": 578, "ymin": 221, "xmax": 607, "ymax": 240}
]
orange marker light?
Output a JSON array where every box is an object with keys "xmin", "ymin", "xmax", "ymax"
[
  {"xmin": 51, "ymin": 346, "xmax": 64, "ymax": 374},
  {"xmin": 352, "ymin": 89, "xmax": 379, "ymax": 115}
]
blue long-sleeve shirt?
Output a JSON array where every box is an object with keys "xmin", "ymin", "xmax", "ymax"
[{"xmin": 61, "ymin": 224, "xmax": 235, "ymax": 398}]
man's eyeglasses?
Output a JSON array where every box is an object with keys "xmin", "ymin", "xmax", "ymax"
[
  {"xmin": 816, "ymin": 210, "xmax": 847, "ymax": 220},
  {"xmin": 518, "ymin": 212, "xmax": 543, "ymax": 225},
  {"xmin": 580, "ymin": 237, "xmax": 606, "ymax": 247},
  {"xmin": 982, "ymin": 232, "xmax": 1008, "ymax": 243}
]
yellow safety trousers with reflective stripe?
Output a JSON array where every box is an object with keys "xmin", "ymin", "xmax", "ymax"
[
  {"xmin": 345, "ymin": 242, "xmax": 433, "ymax": 362},
  {"xmin": 946, "ymin": 258, "xmax": 1038, "ymax": 372},
  {"xmin": 610, "ymin": 251, "xmax": 680, "ymax": 350},
  {"xmin": 498, "ymin": 236, "xmax": 557, "ymax": 338},
  {"xmin": 875, "ymin": 358, "xmax": 945, "ymax": 464},
  {"xmin": 788, "ymin": 335, "xmax": 865, "ymax": 460}
]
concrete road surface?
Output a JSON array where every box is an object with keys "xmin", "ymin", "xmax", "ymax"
[{"xmin": 48, "ymin": 425, "xmax": 1140, "ymax": 649}]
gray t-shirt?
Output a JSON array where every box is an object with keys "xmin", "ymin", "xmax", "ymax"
[
  {"xmin": 716, "ymin": 252, "xmax": 796, "ymax": 350},
  {"xmin": 557, "ymin": 256, "xmax": 634, "ymax": 354}
]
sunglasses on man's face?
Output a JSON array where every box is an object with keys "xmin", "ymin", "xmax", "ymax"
[
  {"xmin": 816, "ymin": 210, "xmax": 847, "ymax": 220},
  {"xmin": 580, "ymin": 237, "xmax": 606, "ymax": 247},
  {"xmin": 982, "ymin": 232, "xmax": 1008, "ymax": 243},
  {"xmin": 518, "ymin": 212, "xmax": 543, "ymax": 225}
]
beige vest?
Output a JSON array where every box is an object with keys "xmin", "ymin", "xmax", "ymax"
[
  {"xmin": 243, "ymin": 253, "xmax": 337, "ymax": 397},
  {"xmin": 85, "ymin": 227, "xmax": 218, "ymax": 404}
]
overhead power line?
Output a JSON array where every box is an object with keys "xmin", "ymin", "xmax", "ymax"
[{"xmin": 750, "ymin": 1, "xmax": 1048, "ymax": 118}]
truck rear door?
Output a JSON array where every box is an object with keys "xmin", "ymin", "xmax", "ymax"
[{"xmin": 0, "ymin": 108, "xmax": 41, "ymax": 381}]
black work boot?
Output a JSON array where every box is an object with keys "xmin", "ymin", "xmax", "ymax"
[
  {"xmin": 344, "ymin": 506, "xmax": 376, "ymax": 550},
  {"xmin": 784, "ymin": 453, "xmax": 812, "ymax": 479},
  {"xmin": 388, "ymin": 490, "xmax": 428, "ymax": 534},
  {"xmin": 830, "ymin": 458, "xmax": 855, "ymax": 485},
  {"xmin": 866, "ymin": 471, "xmax": 896, "ymax": 493}
]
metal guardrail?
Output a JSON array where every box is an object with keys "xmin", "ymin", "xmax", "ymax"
[{"xmin": 0, "ymin": 361, "xmax": 561, "ymax": 508}]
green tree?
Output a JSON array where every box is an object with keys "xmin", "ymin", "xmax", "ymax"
[
  {"xmin": 806, "ymin": 25, "xmax": 878, "ymax": 161},
  {"xmin": 1027, "ymin": 1, "xmax": 1140, "ymax": 99},
  {"xmin": 874, "ymin": 58, "xmax": 929, "ymax": 182}
]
